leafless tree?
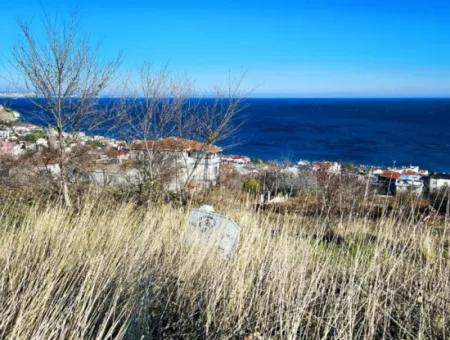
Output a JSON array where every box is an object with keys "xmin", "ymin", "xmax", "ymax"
[
  {"xmin": 12, "ymin": 15, "xmax": 120, "ymax": 206},
  {"xmin": 119, "ymin": 66, "xmax": 245, "ymax": 199},
  {"xmin": 116, "ymin": 66, "xmax": 192, "ymax": 198},
  {"xmin": 182, "ymin": 79, "xmax": 246, "ymax": 189}
]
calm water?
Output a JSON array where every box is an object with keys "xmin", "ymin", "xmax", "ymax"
[
  {"xmin": 229, "ymin": 98, "xmax": 450, "ymax": 172},
  {"xmin": 2, "ymin": 98, "xmax": 450, "ymax": 172}
]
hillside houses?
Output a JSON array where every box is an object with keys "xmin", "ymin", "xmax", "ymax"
[
  {"xmin": 312, "ymin": 161, "xmax": 341, "ymax": 174},
  {"xmin": 2, "ymin": 113, "xmax": 450, "ymax": 200},
  {"xmin": 0, "ymin": 140, "xmax": 25, "ymax": 156},
  {"xmin": 0, "ymin": 116, "xmax": 223, "ymax": 191},
  {"xmin": 374, "ymin": 167, "xmax": 430, "ymax": 196},
  {"xmin": 220, "ymin": 154, "xmax": 251, "ymax": 165}
]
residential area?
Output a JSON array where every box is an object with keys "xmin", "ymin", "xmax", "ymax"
[{"xmin": 1, "ymin": 104, "xmax": 450, "ymax": 210}]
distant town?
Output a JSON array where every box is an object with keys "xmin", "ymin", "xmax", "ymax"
[{"xmin": 1, "ymin": 104, "xmax": 450, "ymax": 205}]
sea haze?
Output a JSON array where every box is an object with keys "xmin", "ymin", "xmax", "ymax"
[{"xmin": 2, "ymin": 98, "xmax": 450, "ymax": 172}]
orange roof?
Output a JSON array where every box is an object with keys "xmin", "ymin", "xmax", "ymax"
[
  {"xmin": 381, "ymin": 170, "xmax": 401, "ymax": 180},
  {"xmin": 131, "ymin": 137, "xmax": 221, "ymax": 153},
  {"xmin": 401, "ymin": 169, "xmax": 421, "ymax": 176},
  {"xmin": 313, "ymin": 161, "xmax": 335, "ymax": 168},
  {"xmin": 105, "ymin": 148, "xmax": 129, "ymax": 158}
]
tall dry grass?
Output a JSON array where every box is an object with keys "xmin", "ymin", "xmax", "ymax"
[{"xmin": 0, "ymin": 191, "xmax": 448, "ymax": 339}]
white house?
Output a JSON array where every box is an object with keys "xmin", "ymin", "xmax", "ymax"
[
  {"xmin": 389, "ymin": 165, "xmax": 429, "ymax": 177},
  {"xmin": 429, "ymin": 173, "xmax": 450, "ymax": 193},
  {"xmin": 220, "ymin": 155, "xmax": 251, "ymax": 165},
  {"xmin": 0, "ymin": 140, "xmax": 25, "ymax": 157},
  {"xmin": 14, "ymin": 124, "xmax": 40, "ymax": 136},
  {"xmin": 0, "ymin": 128, "xmax": 10, "ymax": 139},
  {"xmin": 312, "ymin": 161, "xmax": 341, "ymax": 174},
  {"xmin": 395, "ymin": 174, "xmax": 424, "ymax": 196},
  {"xmin": 130, "ymin": 137, "xmax": 222, "ymax": 191}
]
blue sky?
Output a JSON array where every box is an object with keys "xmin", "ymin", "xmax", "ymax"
[{"xmin": 1, "ymin": 0, "xmax": 450, "ymax": 97}]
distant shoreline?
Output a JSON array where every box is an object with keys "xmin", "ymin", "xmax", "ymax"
[
  {"xmin": 2, "ymin": 94, "xmax": 450, "ymax": 100},
  {"xmin": 2, "ymin": 97, "xmax": 450, "ymax": 173}
]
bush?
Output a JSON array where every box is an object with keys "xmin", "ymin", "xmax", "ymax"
[
  {"xmin": 86, "ymin": 139, "xmax": 105, "ymax": 148},
  {"xmin": 23, "ymin": 130, "xmax": 46, "ymax": 142},
  {"xmin": 243, "ymin": 178, "xmax": 260, "ymax": 194},
  {"xmin": 259, "ymin": 168, "xmax": 317, "ymax": 197}
]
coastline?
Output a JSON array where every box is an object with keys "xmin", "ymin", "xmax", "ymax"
[{"xmin": 2, "ymin": 97, "xmax": 450, "ymax": 173}]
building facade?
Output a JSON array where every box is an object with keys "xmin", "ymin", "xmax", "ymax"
[{"xmin": 130, "ymin": 137, "xmax": 222, "ymax": 191}]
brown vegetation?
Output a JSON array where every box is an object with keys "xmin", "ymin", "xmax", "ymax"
[{"xmin": 0, "ymin": 184, "xmax": 448, "ymax": 339}]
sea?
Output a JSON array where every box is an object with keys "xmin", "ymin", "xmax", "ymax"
[{"xmin": 2, "ymin": 97, "xmax": 450, "ymax": 172}]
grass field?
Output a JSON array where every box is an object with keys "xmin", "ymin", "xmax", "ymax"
[{"xmin": 0, "ymin": 190, "xmax": 448, "ymax": 339}]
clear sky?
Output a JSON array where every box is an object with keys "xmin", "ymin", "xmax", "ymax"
[{"xmin": 1, "ymin": 0, "xmax": 450, "ymax": 97}]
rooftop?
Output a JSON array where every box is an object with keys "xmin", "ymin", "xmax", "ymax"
[
  {"xmin": 380, "ymin": 170, "xmax": 401, "ymax": 180},
  {"xmin": 131, "ymin": 137, "xmax": 221, "ymax": 153}
]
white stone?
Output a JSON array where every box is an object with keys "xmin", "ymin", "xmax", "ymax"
[
  {"xmin": 199, "ymin": 205, "xmax": 215, "ymax": 213},
  {"xmin": 187, "ymin": 208, "xmax": 240, "ymax": 256}
]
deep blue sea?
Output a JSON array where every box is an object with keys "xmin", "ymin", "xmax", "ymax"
[
  {"xmin": 229, "ymin": 98, "xmax": 450, "ymax": 172},
  {"xmin": 2, "ymin": 98, "xmax": 450, "ymax": 172}
]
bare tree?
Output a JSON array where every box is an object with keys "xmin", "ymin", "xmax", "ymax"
[
  {"xmin": 116, "ymin": 66, "xmax": 192, "ymax": 198},
  {"xmin": 182, "ymin": 79, "xmax": 245, "ymax": 189},
  {"xmin": 119, "ymin": 67, "xmax": 245, "ymax": 199},
  {"xmin": 12, "ymin": 15, "xmax": 120, "ymax": 206}
]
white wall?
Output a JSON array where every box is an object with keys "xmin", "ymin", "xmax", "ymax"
[{"xmin": 430, "ymin": 178, "xmax": 450, "ymax": 192}]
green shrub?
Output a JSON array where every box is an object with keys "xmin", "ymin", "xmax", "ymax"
[
  {"xmin": 251, "ymin": 158, "xmax": 264, "ymax": 165},
  {"xmin": 23, "ymin": 130, "xmax": 46, "ymax": 142},
  {"xmin": 243, "ymin": 178, "xmax": 260, "ymax": 194},
  {"xmin": 86, "ymin": 139, "xmax": 105, "ymax": 148}
]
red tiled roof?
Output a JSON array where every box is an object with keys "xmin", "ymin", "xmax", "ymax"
[
  {"xmin": 401, "ymin": 169, "xmax": 421, "ymax": 176},
  {"xmin": 131, "ymin": 137, "xmax": 221, "ymax": 153},
  {"xmin": 381, "ymin": 170, "xmax": 401, "ymax": 180},
  {"xmin": 313, "ymin": 161, "xmax": 335, "ymax": 168},
  {"xmin": 105, "ymin": 148, "xmax": 129, "ymax": 158}
]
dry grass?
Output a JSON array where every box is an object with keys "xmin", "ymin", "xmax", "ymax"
[{"xmin": 0, "ymin": 192, "xmax": 449, "ymax": 339}]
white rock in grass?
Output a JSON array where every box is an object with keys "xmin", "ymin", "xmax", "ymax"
[{"xmin": 187, "ymin": 206, "xmax": 240, "ymax": 256}]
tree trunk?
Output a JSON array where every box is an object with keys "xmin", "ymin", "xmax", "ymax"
[
  {"xmin": 57, "ymin": 128, "xmax": 72, "ymax": 208},
  {"xmin": 62, "ymin": 177, "xmax": 72, "ymax": 208}
]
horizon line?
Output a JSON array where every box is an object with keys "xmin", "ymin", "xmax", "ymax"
[{"xmin": 1, "ymin": 93, "xmax": 450, "ymax": 100}]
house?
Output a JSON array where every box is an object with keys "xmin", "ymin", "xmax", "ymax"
[
  {"xmin": 312, "ymin": 161, "xmax": 341, "ymax": 174},
  {"xmin": 130, "ymin": 137, "xmax": 222, "ymax": 191},
  {"xmin": 429, "ymin": 173, "xmax": 450, "ymax": 193},
  {"xmin": 376, "ymin": 170, "xmax": 400, "ymax": 195},
  {"xmin": 395, "ymin": 174, "xmax": 425, "ymax": 196},
  {"xmin": 0, "ymin": 140, "xmax": 25, "ymax": 157},
  {"xmin": 220, "ymin": 154, "xmax": 251, "ymax": 165},
  {"xmin": 0, "ymin": 128, "xmax": 10, "ymax": 139},
  {"xmin": 104, "ymin": 148, "xmax": 130, "ymax": 164},
  {"xmin": 297, "ymin": 160, "xmax": 311, "ymax": 167},
  {"xmin": 14, "ymin": 124, "xmax": 40, "ymax": 136},
  {"xmin": 389, "ymin": 166, "xmax": 429, "ymax": 177}
]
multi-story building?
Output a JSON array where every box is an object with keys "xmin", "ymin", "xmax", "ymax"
[{"xmin": 130, "ymin": 137, "xmax": 222, "ymax": 191}]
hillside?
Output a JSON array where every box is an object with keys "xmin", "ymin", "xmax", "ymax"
[{"xmin": 0, "ymin": 191, "xmax": 448, "ymax": 339}]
